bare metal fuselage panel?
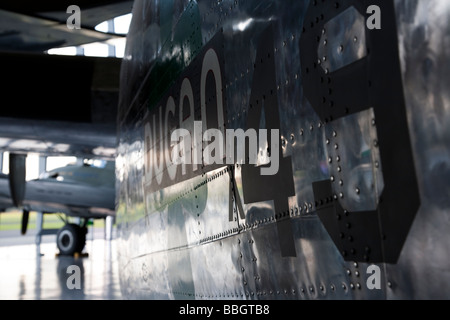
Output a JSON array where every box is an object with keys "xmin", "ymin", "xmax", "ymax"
[{"xmin": 117, "ymin": 0, "xmax": 450, "ymax": 299}]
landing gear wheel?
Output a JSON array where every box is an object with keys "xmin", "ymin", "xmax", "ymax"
[
  {"xmin": 56, "ymin": 224, "xmax": 86, "ymax": 256},
  {"xmin": 76, "ymin": 226, "xmax": 87, "ymax": 253}
]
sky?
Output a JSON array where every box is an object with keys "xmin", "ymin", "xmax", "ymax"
[{"xmin": 47, "ymin": 13, "xmax": 132, "ymax": 58}]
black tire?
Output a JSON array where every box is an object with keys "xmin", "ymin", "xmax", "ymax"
[
  {"xmin": 56, "ymin": 224, "xmax": 85, "ymax": 256},
  {"xmin": 76, "ymin": 226, "xmax": 87, "ymax": 253}
]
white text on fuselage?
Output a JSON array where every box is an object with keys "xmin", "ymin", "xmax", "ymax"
[{"xmin": 143, "ymin": 48, "xmax": 280, "ymax": 189}]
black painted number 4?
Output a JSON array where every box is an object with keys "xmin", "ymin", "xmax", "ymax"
[{"xmin": 241, "ymin": 26, "xmax": 297, "ymax": 257}]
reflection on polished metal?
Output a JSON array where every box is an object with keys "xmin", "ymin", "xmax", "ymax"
[
  {"xmin": 116, "ymin": 0, "xmax": 450, "ymax": 299},
  {"xmin": 318, "ymin": 6, "xmax": 367, "ymax": 73},
  {"xmin": 0, "ymin": 230, "xmax": 120, "ymax": 300}
]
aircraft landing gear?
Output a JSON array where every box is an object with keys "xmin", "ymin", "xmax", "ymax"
[{"xmin": 56, "ymin": 222, "xmax": 87, "ymax": 256}]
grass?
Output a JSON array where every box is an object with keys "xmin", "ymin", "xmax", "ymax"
[{"xmin": 0, "ymin": 210, "xmax": 105, "ymax": 231}]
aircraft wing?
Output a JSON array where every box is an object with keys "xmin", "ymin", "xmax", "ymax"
[
  {"xmin": 0, "ymin": 1, "xmax": 133, "ymax": 160},
  {"xmin": 0, "ymin": 1, "xmax": 133, "ymax": 161},
  {"xmin": 0, "ymin": 51, "xmax": 120, "ymax": 160}
]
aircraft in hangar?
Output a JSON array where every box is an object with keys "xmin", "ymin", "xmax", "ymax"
[
  {"xmin": 1, "ymin": 0, "xmax": 450, "ymax": 300},
  {"xmin": 0, "ymin": 0, "xmax": 132, "ymax": 254},
  {"xmin": 0, "ymin": 159, "xmax": 115, "ymax": 255}
]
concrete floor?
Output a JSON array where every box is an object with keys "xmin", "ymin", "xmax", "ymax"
[{"xmin": 0, "ymin": 228, "xmax": 121, "ymax": 300}]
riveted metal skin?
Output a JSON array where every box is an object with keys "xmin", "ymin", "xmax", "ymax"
[
  {"xmin": 301, "ymin": 0, "xmax": 421, "ymax": 264},
  {"xmin": 116, "ymin": 0, "xmax": 450, "ymax": 299}
]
